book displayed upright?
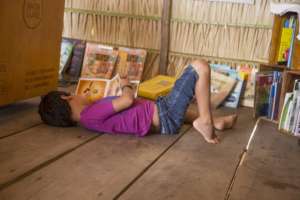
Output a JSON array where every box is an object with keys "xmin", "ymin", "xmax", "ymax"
[
  {"xmin": 116, "ymin": 47, "xmax": 147, "ymax": 81},
  {"xmin": 81, "ymin": 43, "xmax": 119, "ymax": 79}
]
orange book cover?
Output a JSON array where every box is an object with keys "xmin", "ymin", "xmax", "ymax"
[{"xmin": 81, "ymin": 43, "xmax": 118, "ymax": 79}]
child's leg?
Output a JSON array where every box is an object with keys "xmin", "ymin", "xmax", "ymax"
[{"xmin": 189, "ymin": 60, "xmax": 218, "ymax": 143}]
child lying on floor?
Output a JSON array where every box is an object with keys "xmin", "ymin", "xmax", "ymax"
[{"xmin": 39, "ymin": 60, "xmax": 237, "ymax": 144}]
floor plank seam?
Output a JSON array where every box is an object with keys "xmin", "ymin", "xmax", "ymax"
[
  {"xmin": 0, "ymin": 123, "xmax": 43, "ymax": 140},
  {"xmin": 224, "ymin": 118, "xmax": 262, "ymax": 200},
  {"xmin": 113, "ymin": 126, "xmax": 192, "ymax": 200},
  {"xmin": 0, "ymin": 134, "xmax": 101, "ymax": 191},
  {"xmin": 224, "ymin": 149, "xmax": 247, "ymax": 200}
]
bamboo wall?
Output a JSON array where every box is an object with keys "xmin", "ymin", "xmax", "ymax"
[{"xmin": 63, "ymin": 0, "xmax": 299, "ymax": 80}]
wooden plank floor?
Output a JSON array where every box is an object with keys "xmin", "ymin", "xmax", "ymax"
[
  {"xmin": 1, "ymin": 95, "xmax": 298, "ymax": 200},
  {"xmin": 0, "ymin": 125, "xmax": 98, "ymax": 189},
  {"xmin": 119, "ymin": 108, "xmax": 255, "ymax": 200},
  {"xmin": 0, "ymin": 98, "xmax": 41, "ymax": 138},
  {"xmin": 0, "ymin": 126, "xmax": 190, "ymax": 200},
  {"xmin": 229, "ymin": 120, "xmax": 300, "ymax": 200}
]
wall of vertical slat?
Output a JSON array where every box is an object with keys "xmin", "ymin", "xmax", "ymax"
[{"xmin": 63, "ymin": 0, "xmax": 298, "ymax": 79}]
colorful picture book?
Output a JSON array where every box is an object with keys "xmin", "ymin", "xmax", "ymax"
[
  {"xmin": 81, "ymin": 43, "xmax": 119, "ymax": 79},
  {"xmin": 277, "ymin": 15, "xmax": 297, "ymax": 67},
  {"xmin": 254, "ymin": 71, "xmax": 282, "ymax": 120},
  {"xmin": 76, "ymin": 75, "xmax": 139, "ymax": 103},
  {"xmin": 116, "ymin": 47, "xmax": 147, "ymax": 81},
  {"xmin": 210, "ymin": 70, "xmax": 237, "ymax": 108},
  {"xmin": 210, "ymin": 64, "xmax": 246, "ymax": 108},
  {"xmin": 64, "ymin": 38, "xmax": 86, "ymax": 82},
  {"xmin": 279, "ymin": 79, "xmax": 300, "ymax": 136},
  {"xmin": 59, "ymin": 39, "xmax": 74, "ymax": 80},
  {"xmin": 237, "ymin": 65, "xmax": 258, "ymax": 108}
]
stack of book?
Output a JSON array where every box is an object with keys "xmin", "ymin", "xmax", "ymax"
[
  {"xmin": 279, "ymin": 79, "xmax": 300, "ymax": 137},
  {"xmin": 254, "ymin": 71, "xmax": 282, "ymax": 120},
  {"xmin": 277, "ymin": 15, "xmax": 298, "ymax": 69}
]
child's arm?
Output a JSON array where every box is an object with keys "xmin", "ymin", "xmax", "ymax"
[{"xmin": 112, "ymin": 76, "xmax": 135, "ymax": 112}]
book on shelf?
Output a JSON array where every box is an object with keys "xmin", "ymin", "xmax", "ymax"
[
  {"xmin": 81, "ymin": 43, "xmax": 118, "ymax": 79},
  {"xmin": 279, "ymin": 79, "xmax": 300, "ymax": 137},
  {"xmin": 254, "ymin": 71, "xmax": 282, "ymax": 120},
  {"xmin": 279, "ymin": 92, "xmax": 293, "ymax": 131},
  {"xmin": 277, "ymin": 16, "xmax": 295, "ymax": 64},
  {"xmin": 115, "ymin": 47, "xmax": 147, "ymax": 81},
  {"xmin": 287, "ymin": 16, "xmax": 297, "ymax": 68},
  {"xmin": 76, "ymin": 74, "xmax": 139, "ymax": 103},
  {"xmin": 237, "ymin": 65, "xmax": 258, "ymax": 108}
]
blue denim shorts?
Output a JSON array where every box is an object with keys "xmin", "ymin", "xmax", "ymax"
[{"xmin": 156, "ymin": 65, "xmax": 198, "ymax": 134}]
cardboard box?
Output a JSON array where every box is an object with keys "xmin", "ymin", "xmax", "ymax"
[
  {"xmin": 138, "ymin": 75, "xmax": 176, "ymax": 100},
  {"xmin": 0, "ymin": 0, "xmax": 65, "ymax": 106}
]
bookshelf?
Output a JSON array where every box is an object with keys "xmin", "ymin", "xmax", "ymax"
[{"xmin": 255, "ymin": 12, "xmax": 300, "ymax": 136}]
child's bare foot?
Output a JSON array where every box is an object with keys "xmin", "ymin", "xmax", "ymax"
[
  {"xmin": 214, "ymin": 114, "xmax": 238, "ymax": 131},
  {"xmin": 193, "ymin": 118, "xmax": 219, "ymax": 144}
]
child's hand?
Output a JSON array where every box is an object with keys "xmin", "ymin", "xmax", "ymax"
[{"xmin": 120, "ymin": 76, "xmax": 130, "ymax": 87}]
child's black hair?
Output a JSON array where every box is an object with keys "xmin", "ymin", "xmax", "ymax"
[{"xmin": 38, "ymin": 91, "xmax": 77, "ymax": 127}]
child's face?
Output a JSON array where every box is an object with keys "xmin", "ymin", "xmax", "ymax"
[{"xmin": 70, "ymin": 95, "xmax": 90, "ymax": 106}]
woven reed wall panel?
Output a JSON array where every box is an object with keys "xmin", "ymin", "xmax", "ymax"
[
  {"xmin": 169, "ymin": 22, "xmax": 272, "ymax": 61},
  {"xmin": 63, "ymin": 12, "xmax": 161, "ymax": 50},
  {"xmin": 172, "ymin": 0, "xmax": 272, "ymax": 25},
  {"xmin": 63, "ymin": 0, "xmax": 298, "ymax": 78},
  {"xmin": 65, "ymin": 0, "xmax": 163, "ymax": 16}
]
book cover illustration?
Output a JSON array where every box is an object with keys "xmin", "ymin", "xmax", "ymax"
[
  {"xmin": 254, "ymin": 72, "xmax": 273, "ymax": 117},
  {"xmin": 288, "ymin": 79, "xmax": 300, "ymax": 132},
  {"xmin": 116, "ymin": 47, "xmax": 147, "ymax": 81},
  {"xmin": 279, "ymin": 92, "xmax": 293, "ymax": 131},
  {"xmin": 76, "ymin": 75, "xmax": 139, "ymax": 103},
  {"xmin": 63, "ymin": 38, "xmax": 87, "ymax": 82},
  {"xmin": 81, "ymin": 43, "xmax": 118, "ymax": 79},
  {"xmin": 277, "ymin": 16, "xmax": 296, "ymax": 64},
  {"xmin": 210, "ymin": 64, "xmax": 246, "ymax": 108},
  {"xmin": 59, "ymin": 39, "xmax": 74, "ymax": 79},
  {"xmin": 76, "ymin": 78, "xmax": 108, "ymax": 103},
  {"xmin": 210, "ymin": 70, "xmax": 237, "ymax": 108},
  {"xmin": 237, "ymin": 65, "xmax": 258, "ymax": 108}
]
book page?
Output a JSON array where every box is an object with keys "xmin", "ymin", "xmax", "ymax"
[{"xmin": 76, "ymin": 78, "xmax": 108, "ymax": 103}]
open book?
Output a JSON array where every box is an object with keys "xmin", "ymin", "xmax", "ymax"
[{"xmin": 76, "ymin": 74, "xmax": 139, "ymax": 103}]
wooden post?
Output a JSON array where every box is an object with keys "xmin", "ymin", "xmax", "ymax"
[{"xmin": 159, "ymin": 0, "xmax": 172, "ymax": 75}]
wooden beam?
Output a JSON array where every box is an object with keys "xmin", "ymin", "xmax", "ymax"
[{"xmin": 159, "ymin": 0, "xmax": 172, "ymax": 75}]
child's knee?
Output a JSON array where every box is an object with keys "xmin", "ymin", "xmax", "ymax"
[{"xmin": 191, "ymin": 59, "xmax": 210, "ymax": 75}]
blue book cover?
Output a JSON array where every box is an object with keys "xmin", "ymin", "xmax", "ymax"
[{"xmin": 268, "ymin": 83, "xmax": 275, "ymax": 119}]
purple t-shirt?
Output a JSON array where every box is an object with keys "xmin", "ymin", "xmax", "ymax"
[{"xmin": 80, "ymin": 96, "xmax": 155, "ymax": 137}]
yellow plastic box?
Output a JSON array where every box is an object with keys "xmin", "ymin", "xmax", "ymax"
[{"xmin": 138, "ymin": 75, "xmax": 176, "ymax": 100}]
